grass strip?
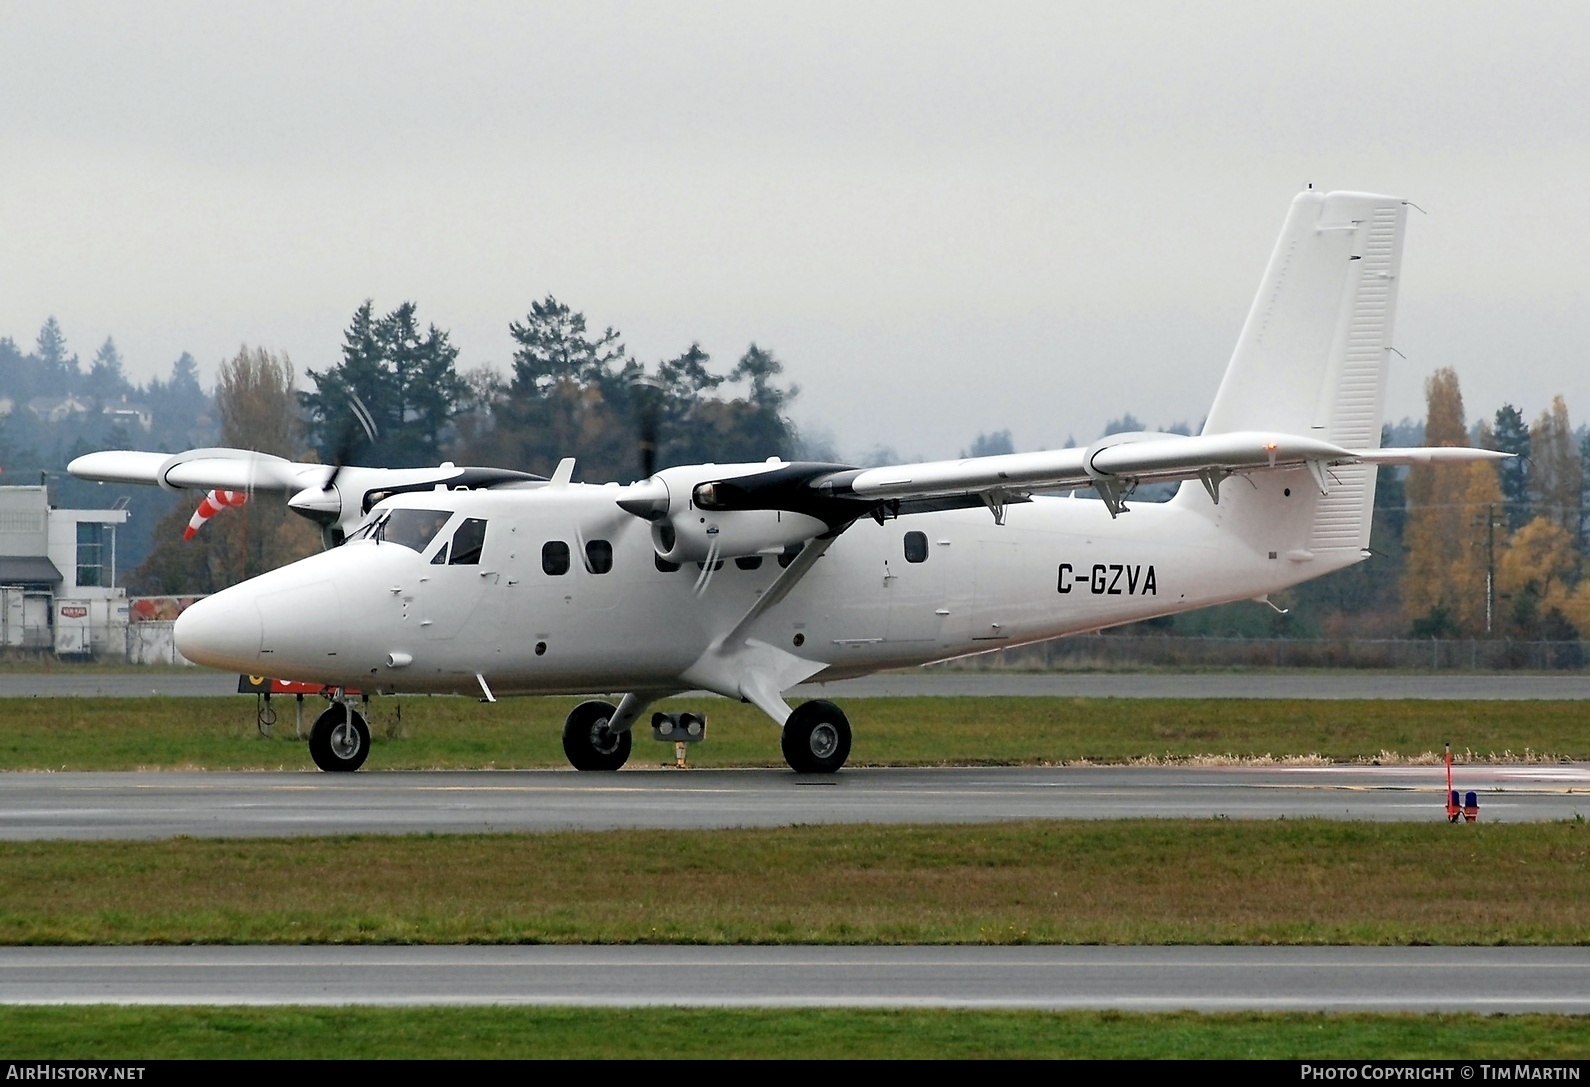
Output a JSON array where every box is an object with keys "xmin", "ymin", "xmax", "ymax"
[
  {"xmin": 3, "ymin": 821, "xmax": 1588, "ymax": 945},
  {"xmin": 1, "ymin": 695, "xmax": 1585, "ymax": 770},
  {"xmin": 0, "ymin": 1006, "xmax": 1585, "ymax": 1059}
]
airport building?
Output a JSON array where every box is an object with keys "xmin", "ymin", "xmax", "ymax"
[{"xmin": 0, "ymin": 484, "xmax": 130, "ymax": 656}]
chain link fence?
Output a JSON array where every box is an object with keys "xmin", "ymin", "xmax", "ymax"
[{"xmin": 930, "ymin": 634, "xmax": 1589, "ymax": 671}]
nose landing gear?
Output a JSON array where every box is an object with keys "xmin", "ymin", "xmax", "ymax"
[
  {"xmin": 781, "ymin": 700, "xmax": 852, "ymax": 774},
  {"xmin": 309, "ymin": 702, "xmax": 371, "ymax": 772},
  {"xmin": 562, "ymin": 699, "xmax": 633, "ymax": 771}
]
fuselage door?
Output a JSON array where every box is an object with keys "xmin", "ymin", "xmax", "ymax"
[
  {"xmin": 419, "ymin": 515, "xmax": 494, "ymax": 641},
  {"xmin": 969, "ymin": 538, "xmax": 1019, "ymax": 640}
]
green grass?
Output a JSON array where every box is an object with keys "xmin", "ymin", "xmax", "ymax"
[
  {"xmin": 0, "ymin": 695, "xmax": 1585, "ymax": 770},
  {"xmin": 3, "ymin": 821, "xmax": 1587, "ymax": 946},
  {"xmin": 0, "ymin": 1006, "xmax": 1585, "ymax": 1058}
]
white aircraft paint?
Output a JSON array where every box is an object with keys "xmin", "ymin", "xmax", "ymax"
[{"xmin": 71, "ymin": 190, "xmax": 1507, "ymax": 772}]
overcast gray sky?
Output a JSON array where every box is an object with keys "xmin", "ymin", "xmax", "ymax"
[{"xmin": 3, "ymin": 1, "xmax": 1587, "ymax": 460}]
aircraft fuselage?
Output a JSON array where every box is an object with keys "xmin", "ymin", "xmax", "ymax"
[{"xmin": 175, "ymin": 470, "xmax": 1355, "ymax": 699}]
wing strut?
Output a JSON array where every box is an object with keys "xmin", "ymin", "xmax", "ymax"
[{"xmin": 720, "ymin": 533, "xmax": 839, "ymax": 648}]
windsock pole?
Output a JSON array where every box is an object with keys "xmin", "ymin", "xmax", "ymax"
[
  {"xmin": 1445, "ymin": 742, "xmax": 1460, "ymax": 823},
  {"xmin": 183, "ymin": 489, "xmax": 249, "ymax": 540}
]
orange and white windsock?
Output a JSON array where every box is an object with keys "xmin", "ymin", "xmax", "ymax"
[{"xmin": 183, "ymin": 489, "xmax": 248, "ymax": 540}]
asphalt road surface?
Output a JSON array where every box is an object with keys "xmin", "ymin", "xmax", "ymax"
[
  {"xmin": 1, "ymin": 945, "xmax": 1585, "ymax": 1012},
  {"xmin": 7, "ymin": 671, "xmax": 1590, "ymax": 699},
  {"xmin": 2, "ymin": 764, "xmax": 1585, "ymax": 840}
]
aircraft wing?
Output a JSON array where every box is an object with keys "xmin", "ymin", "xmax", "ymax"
[
  {"xmin": 68, "ymin": 448, "xmax": 320, "ymax": 492},
  {"xmin": 69, "ymin": 447, "xmax": 547, "ymax": 541},
  {"xmin": 689, "ymin": 430, "xmax": 1510, "ymax": 521}
]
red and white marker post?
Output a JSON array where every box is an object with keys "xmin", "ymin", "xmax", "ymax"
[{"xmin": 1446, "ymin": 742, "xmax": 1479, "ymax": 823}]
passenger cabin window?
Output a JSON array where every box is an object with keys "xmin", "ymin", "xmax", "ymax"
[
  {"xmin": 543, "ymin": 541, "xmax": 570, "ymax": 575},
  {"xmin": 654, "ymin": 554, "xmax": 681, "ymax": 573},
  {"xmin": 903, "ymin": 531, "xmax": 929, "ymax": 564},
  {"xmin": 448, "ymin": 518, "xmax": 488, "ymax": 565},
  {"xmin": 585, "ymin": 539, "xmax": 613, "ymax": 574},
  {"xmin": 378, "ymin": 509, "xmax": 452, "ymax": 553},
  {"xmin": 735, "ymin": 556, "xmax": 763, "ymax": 570}
]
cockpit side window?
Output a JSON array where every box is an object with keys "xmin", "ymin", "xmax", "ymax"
[
  {"xmin": 430, "ymin": 542, "xmax": 449, "ymax": 565},
  {"xmin": 448, "ymin": 518, "xmax": 488, "ymax": 565},
  {"xmin": 377, "ymin": 508, "xmax": 453, "ymax": 553}
]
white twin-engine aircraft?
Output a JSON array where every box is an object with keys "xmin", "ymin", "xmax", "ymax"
[{"xmin": 72, "ymin": 190, "xmax": 1503, "ymax": 774}]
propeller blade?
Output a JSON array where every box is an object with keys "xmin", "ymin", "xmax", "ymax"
[
  {"xmin": 323, "ymin": 392, "xmax": 380, "ymax": 492},
  {"xmin": 630, "ymin": 376, "xmax": 663, "ymax": 480}
]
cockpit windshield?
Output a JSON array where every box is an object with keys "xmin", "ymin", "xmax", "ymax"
[{"xmin": 370, "ymin": 508, "xmax": 453, "ymax": 553}]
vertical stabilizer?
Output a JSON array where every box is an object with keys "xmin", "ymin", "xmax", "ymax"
[{"xmin": 1192, "ymin": 190, "xmax": 1408, "ymax": 557}]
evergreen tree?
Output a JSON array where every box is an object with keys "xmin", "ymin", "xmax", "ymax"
[
  {"xmin": 1493, "ymin": 403, "xmax": 1531, "ymax": 529},
  {"xmin": 1578, "ymin": 428, "xmax": 1590, "ymax": 550},
  {"xmin": 964, "ymin": 430, "xmax": 1015, "ymax": 458},
  {"xmin": 461, "ymin": 299, "xmax": 802, "ymax": 482},
  {"xmin": 303, "ymin": 301, "xmax": 466, "ymax": 468},
  {"xmin": 85, "ymin": 336, "xmax": 129, "ymax": 404},
  {"xmin": 486, "ymin": 296, "xmax": 637, "ymax": 479},
  {"xmin": 675, "ymin": 344, "xmax": 797, "ymax": 466},
  {"xmin": 33, "ymin": 316, "xmax": 78, "ymax": 394}
]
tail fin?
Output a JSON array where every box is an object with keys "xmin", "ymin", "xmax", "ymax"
[
  {"xmin": 1185, "ymin": 190, "xmax": 1409, "ymax": 562},
  {"xmin": 1203, "ymin": 189, "xmax": 1408, "ymax": 442}
]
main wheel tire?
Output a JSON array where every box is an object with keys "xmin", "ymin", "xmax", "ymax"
[
  {"xmin": 781, "ymin": 700, "xmax": 852, "ymax": 774},
  {"xmin": 308, "ymin": 703, "xmax": 371, "ymax": 772},
  {"xmin": 563, "ymin": 699, "xmax": 632, "ymax": 771}
]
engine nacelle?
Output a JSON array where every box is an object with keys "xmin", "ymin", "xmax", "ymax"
[
  {"xmin": 653, "ymin": 506, "xmax": 827, "ymax": 565},
  {"xmin": 622, "ymin": 462, "xmax": 828, "ymax": 564}
]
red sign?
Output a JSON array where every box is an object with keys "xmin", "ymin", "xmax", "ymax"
[
  {"xmin": 237, "ymin": 675, "xmax": 361, "ymax": 697},
  {"xmin": 59, "ymin": 605, "xmax": 88, "ymax": 619}
]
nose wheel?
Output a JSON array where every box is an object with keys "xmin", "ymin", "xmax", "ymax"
[
  {"xmin": 781, "ymin": 700, "xmax": 852, "ymax": 774},
  {"xmin": 563, "ymin": 699, "xmax": 632, "ymax": 771},
  {"xmin": 309, "ymin": 703, "xmax": 371, "ymax": 772}
]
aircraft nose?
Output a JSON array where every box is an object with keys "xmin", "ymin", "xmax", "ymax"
[{"xmin": 174, "ymin": 591, "xmax": 262, "ymax": 670}]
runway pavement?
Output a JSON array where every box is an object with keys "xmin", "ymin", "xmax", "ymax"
[
  {"xmin": 2, "ymin": 763, "xmax": 1585, "ymax": 839},
  {"xmin": 2, "ymin": 945, "xmax": 1586, "ymax": 1011},
  {"xmin": 7, "ymin": 670, "xmax": 1590, "ymax": 699}
]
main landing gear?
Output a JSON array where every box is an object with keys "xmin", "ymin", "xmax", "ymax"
[
  {"xmin": 781, "ymin": 700, "xmax": 852, "ymax": 774},
  {"xmin": 309, "ymin": 702, "xmax": 371, "ymax": 772},
  {"xmin": 558, "ymin": 694, "xmax": 853, "ymax": 774},
  {"xmin": 562, "ymin": 699, "xmax": 632, "ymax": 771}
]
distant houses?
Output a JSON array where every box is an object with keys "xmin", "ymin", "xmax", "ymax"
[
  {"xmin": 24, "ymin": 394, "xmax": 152, "ymax": 430},
  {"xmin": 25, "ymin": 394, "xmax": 90, "ymax": 423}
]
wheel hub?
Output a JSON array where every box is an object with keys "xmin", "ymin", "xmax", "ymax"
[
  {"xmin": 589, "ymin": 719, "xmax": 620, "ymax": 754},
  {"xmin": 809, "ymin": 722, "xmax": 839, "ymax": 760},
  {"xmin": 330, "ymin": 721, "xmax": 360, "ymax": 760}
]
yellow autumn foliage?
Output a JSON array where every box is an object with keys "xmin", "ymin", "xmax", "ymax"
[{"xmin": 1498, "ymin": 516, "xmax": 1590, "ymax": 637}]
